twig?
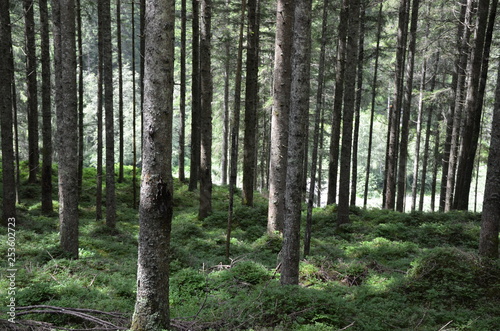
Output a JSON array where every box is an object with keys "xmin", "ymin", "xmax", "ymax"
[
  {"xmin": 438, "ymin": 320, "xmax": 453, "ymax": 330},
  {"xmin": 338, "ymin": 321, "xmax": 356, "ymax": 330}
]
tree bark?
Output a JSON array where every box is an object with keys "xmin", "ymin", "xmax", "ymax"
[
  {"xmin": 337, "ymin": 0, "xmax": 360, "ymax": 225},
  {"xmin": 77, "ymin": 0, "xmax": 84, "ymax": 194},
  {"xmin": 24, "ymin": 0, "xmax": 39, "ymax": 184},
  {"xmin": 96, "ymin": 0, "xmax": 104, "ymax": 221},
  {"xmin": 189, "ymin": 0, "xmax": 201, "ymax": 191},
  {"xmin": 281, "ymin": 0, "xmax": 311, "ymax": 285},
  {"xmin": 479, "ymin": 57, "xmax": 500, "ymax": 259},
  {"xmin": 0, "ymin": 0, "xmax": 16, "ymax": 225},
  {"xmin": 267, "ymin": 0, "xmax": 294, "ymax": 234},
  {"xmin": 199, "ymin": 0, "xmax": 213, "ymax": 219},
  {"xmin": 53, "ymin": 0, "xmax": 79, "ymax": 258},
  {"xmin": 242, "ymin": 0, "xmax": 260, "ymax": 207},
  {"xmin": 40, "ymin": 0, "xmax": 53, "ymax": 214},
  {"xmin": 326, "ymin": 0, "xmax": 348, "ymax": 206},
  {"xmin": 130, "ymin": 0, "xmax": 174, "ymax": 327}
]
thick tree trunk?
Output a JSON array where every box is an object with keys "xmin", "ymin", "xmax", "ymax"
[
  {"xmin": 384, "ymin": 0, "xmax": 409, "ymax": 210},
  {"xmin": 454, "ymin": 0, "xmax": 497, "ymax": 210},
  {"xmin": 199, "ymin": 0, "xmax": 213, "ymax": 219},
  {"xmin": 363, "ymin": 1, "xmax": 383, "ymax": 208},
  {"xmin": 130, "ymin": 0, "xmax": 174, "ymax": 328},
  {"xmin": 40, "ymin": 0, "xmax": 53, "ymax": 214},
  {"xmin": 242, "ymin": 0, "xmax": 260, "ymax": 207},
  {"xmin": 281, "ymin": 0, "xmax": 311, "ymax": 285},
  {"xmin": 326, "ymin": 0, "xmax": 348, "ymax": 206},
  {"xmin": 24, "ymin": 0, "xmax": 39, "ymax": 184},
  {"xmin": 479, "ymin": 59, "xmax": 500, "ymax": 258},
  {"xmin": 189, "ymin": 0, "xmax": 201, "ymax": 191},
  {"xmin": 102, "ymin": 0, "xmax": 116, "ymax": 228},
  {"xmin": 337, "ymin": 0, "xmax": 360, "ymax": 225},
  {"xmin": 53, "ymin": 0, "xmax": 79, "ymax": 258},
  {"xmin": 267, "ymin": 0, "xmax": 294, "ymax": 234},
  {"xmin": 0, "ymin": 0, "xmax": 16, "ymax": 225},
  {"xmin": 396, "ymin": 0, "xmax": 419, "ymax": 212}
]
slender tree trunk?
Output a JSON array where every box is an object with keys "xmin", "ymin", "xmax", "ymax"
[
  {"xmin": 242, "ymin": 0, "xmax": 260, "ymax": 206},
  {"xmin": 179, "ymin": 0, "xmax": 187, "ymax": 183},
  {"xmin": 189, "ymin": 0, "xmax": 201, "ymax": 191},
  {"xmin": 337, "ymin": 0, "xmax": 360, "ymax": 225},
  {"xmin": 24, "ymin": 0, "xmax": 39, "ymax": 184},
  {"xmin": 411, "ymin": 59, "xmax": 426, "ymax": 212},
  {"xmin": 479, "ymin": 58, "xmax": 500, "ymax": 259},
  {"xmin": 384, "ymin": 0, "xmax": 409, "ymax": 210},
  {"xmin": 327, "ymin": 0, "xmax": 348, "ymax": 206},
  {"xmin": 40, "ymin": 0, "xmax": 53, "ymax": 214},
  {"xmin": 305, "ymin": 0, "xmax": 328, "ymax": 257},
  {"xmin": 101, "ymin": 0, "xmax": 116, "ymax": 228},
  {"xmin": 53, "ymin": 0, "xmax": 79, "ymax": 258},
  {"xmin": 267, "ymin": 0, "xmax": 294, "ymax": 234},
  {"xmin": 221, "ymin": 28, "xmax": 229, "ymax": 186},
  {"xmin": 364, "ymin": 1, "xmax": 383, "ymax": 208},
  {"xmin": 454, "ymin": 0, "xmax": 497, "ymax": 210},
  {"xmin": 96, "ymin": 1, "xmax": 104, "ymax": 221},
  {"xmin": 199, "ymin": 0, "xmax": 213, "ymax": 219},
  {"xmin": 131, "ymin": 0, "xmax": 175, "ymax": 327},
  {"xmin": 350, "ymin": 1, "xmax": 364, "ymax": 207},
  {"xmin": 226, "ymin": 0, "xmax": 246, "ymax": 258},
  {"xmin": 1, "ymin": 0, "xmax": 16, "ymax": 225},
  {"xmin": 132, "ymin": 0, "xmax": 137, "ymax": 208},
  {"xmin": 77, "ymin": 0, "xmax": 84, "ymax": 193},
  {"xmin": 117, "ymin": 0, "xmax": 124, "ymax": 183},
  {"xmin": 281, "ymin": 0, "xmax": 311, "ymax": 285},
  {"xmin": 12, "ymin": 46, "xmax": 20, "ymax": 205}
]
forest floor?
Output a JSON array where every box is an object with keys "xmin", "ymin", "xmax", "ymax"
[{"xmin": 1, "ymin": 163, "xmax": 500, "ymax": 330}]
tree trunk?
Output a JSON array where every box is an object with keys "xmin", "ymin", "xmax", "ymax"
[
  {"xmin": 221, "ymin": 31, "xmax": 229, "ymax": 186},
  {"xmin": 53, "ymin": 0, "xmax": 79, "ymax": 259},
  {"xmin": 117, "ymin": 0, "xmax": 124, "ymax": 183},
  {"xmin": 131, "ymin": 0, "xmax": 174, "ymax": 327},
  {"xmin": 77, "ymin": 0, "xmax": 84, "ymax": 193},
  {"xmin": 384, "ymin": 0, "xmax": 409, "ymax": 210},
  {"xmin": 179, "ymin": 0, "xmax": 187, "ymax": 183},
  {"xmin": 305, "ymin": 0, "xmax": 328, "ymax": 257},
  {"xmin": 326, "ymin": 0, "xmax": 348, "ymax": 206},
  {"xmin": 242, "ymin": 0, "xmax": 260, "ymax": 207},
  {"xmin": 189, "ymin": 0, "xmax": 201, "ymax": 191},
  {"xmin": 24, "ymin": 0, "xmax": 39, "ymax": 184},
  {"xmin": 411, "ymin": 59, "xmax": 426, "ymax": 212},
  {"xmin": 101, "ymin": 0, "xmax": 116, "ymax": 228},
  {"xmin": 267, "ymin": 0, "xmax": 294, "ymax": 234},
  {"xmin": 479, "ymin": 58, "xmax": 500, "ymax": 259},
  {"xmin": 454, "ymin": 0, "xmax": 497, "ymax": 210},
  {"xmin": 132, "ymin": 0, "xmax": 138, "ymax": 208},
  {"xmin": 396, "ymin": 0, "xmax": 419, "ymax": 212},
  {"xmin": 40, "ymin": 0, "xmax": 53, "ymax": 215},
  {"xmin": 363, "ymin": 1, "xmax": 383, "ymax": 208},
  {"xmin": 199, "ymin": 0, "xmax": 213, "ymax": 219},
  {"xmin": 0, "ymin": 0, "xmax": 16, "ymax": 225},
  {"xmin": 96, "ymin": 0, "xmax": 104, "ymax": 221},
  {"xmin": 281, "ymin": 0, "xmax": 311, "ymax": 285},
  {"xmin": 337, "ymin": 0, "xmax": 360, "ymax": 225},
  {"xmin": 226, "ymin": 0, "xmax": 246, "ymax": 258},
  {"xmin": 350, "ymin": 1, "xmax": 365, "ymax": 207}
]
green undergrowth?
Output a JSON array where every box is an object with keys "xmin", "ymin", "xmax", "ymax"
[{"xmin": 1, "ymin": 164, "xmax": 499, "ymax": 330}]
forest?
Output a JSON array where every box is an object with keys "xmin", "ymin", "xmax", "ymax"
[{"xmin": 1, "ymin": 0, "xmax": 500, "ymax": 329}]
